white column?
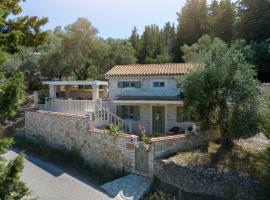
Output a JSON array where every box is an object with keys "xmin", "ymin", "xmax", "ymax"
[
  {"xmin": 92, "ymin": 85, "xmax": 99, "ymax": 101},
  {"xmin": 104, "ymin": 85, "xmax": 109, "ymax": 98},
  {"xmin": 49, "ymin": 85, "xmax": 56, "ymax": 98}
]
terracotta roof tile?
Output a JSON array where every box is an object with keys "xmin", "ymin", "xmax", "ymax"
[{"xmin": 105, "ymin": 63, "xmax": 198, "ymax": 77}]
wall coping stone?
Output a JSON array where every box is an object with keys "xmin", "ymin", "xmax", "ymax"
[
  {"xmin": 88, "ymin": 129, "xmax": 138, "ymax": 140},
  {"xmin": 28, "ymin": 110, "xmax": 90, "ymax": 119},
  {"xmin": 150, "ymin": 133, "xmax": 192, "ymax": 142}
]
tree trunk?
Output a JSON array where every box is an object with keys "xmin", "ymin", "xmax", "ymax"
[
  {"xmin": 221, "ymin": 136, "xmax": 234, "ymax": 148},
  {"xmin": 220, "ymin": 128, "xmax": 234, "ymax": 148}
]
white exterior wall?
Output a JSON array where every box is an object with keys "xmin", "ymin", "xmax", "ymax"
[
  {"xmin": 108, "ymin": 76, "xmax": 181, "ymax": 99},
  {"xmin": 107, "ymin": 75, "xmax": 193, "ymax": 135}
]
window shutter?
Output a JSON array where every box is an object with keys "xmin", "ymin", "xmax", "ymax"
[
  {"xmin": 117, "ymin": 105, "xmax": 123, "ymax": 118},
  {"xmin": 135, "ymin": 81, "xmax": 141, "ymax": 88},
  {"xmin": 118, "ymin": 81, "xmax": 123, "ymax": 88},
  {"xmin": 133, "ymin": 106, "xmax": 140, "ymax": 121}
]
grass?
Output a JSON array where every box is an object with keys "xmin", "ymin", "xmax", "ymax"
[{"xmin": 13, "ymin": 134, "xmax": 126, "ymax": 184}]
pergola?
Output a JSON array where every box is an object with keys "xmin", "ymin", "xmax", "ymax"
[{"xmin": 42, "ymin": 80, "xmax": 109, "ymax": 101}]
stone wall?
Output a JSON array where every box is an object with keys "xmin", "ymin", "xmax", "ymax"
[
  {"xmin": 24, "ymin": 110, "xmax": 138, "ymax": 172},
  {"xmin": 151, "ymin": 131, "xmax": 220, "ymax": 158},
  {"xmin": 154, "ymin": 160, "xmax": 259, "ymax": 200}
]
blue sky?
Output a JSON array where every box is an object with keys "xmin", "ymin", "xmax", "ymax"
[{"xmin": 20, "ymin": 0, "xmax": 186, "ymax": 39}]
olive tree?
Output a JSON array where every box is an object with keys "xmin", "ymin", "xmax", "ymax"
[{"xmin": 181, "ymin": 37, "xmax": 260, "ymax": 146}]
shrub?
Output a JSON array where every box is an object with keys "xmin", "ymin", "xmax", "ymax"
[
  {"xmin": 259, "ymin": 94, "xmax": 270, "ymax": 138},
  {"xmin": 106, "ymin": 123, "xmax": 123, "ymax": 136}
]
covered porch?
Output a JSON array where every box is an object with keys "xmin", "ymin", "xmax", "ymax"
[
  {"xmin": 34, "ymin": 80, "xmax": 109, "ymax": 114},
  {"xmin": 44, "ymin": 80, "xmax": 109, "ymax": 101},
  {"xmin": 111, "ymin": 96, "xmax": 197, "ymax": 135}
]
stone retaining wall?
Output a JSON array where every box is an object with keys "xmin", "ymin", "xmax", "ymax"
[
  {"xmin": 154, "ymin": 160, "xmax": 259, "ymax": 200},
  {"xmin": 150, "ymin": 131, "xmax": 219, "ymax": 158},
  {"xmin": 24, "ymin": 110, "xmax": 138, "ymax": 172}
]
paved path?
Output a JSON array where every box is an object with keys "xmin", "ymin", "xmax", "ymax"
[
  {"xmin": 3, "ymin": 149, "xmax": 113, "ymax": 200},
  {"xmin": 101, "ymin": 174, "xmax": 152, "ymax": 200}
]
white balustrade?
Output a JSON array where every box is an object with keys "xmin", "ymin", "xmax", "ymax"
[
  {"xmin": 38, "ymin": 98, "xmax": 131, "ymax": 133},
  {"xmin": 45, "ymin": 99, "xmax": 96, "ymax": 114}
]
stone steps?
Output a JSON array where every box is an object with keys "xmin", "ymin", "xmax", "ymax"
[{"xmin": 101, "ymin": 174, "xmax": 152, "ymax": 200}]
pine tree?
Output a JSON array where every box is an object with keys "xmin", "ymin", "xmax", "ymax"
[
  {"xmin": 176, "ymin": 0, "xmax": 209, "ymax": 46},
  {"xmin": 0, "ymin": 1, "xmax": 47, "ymax": 199},
  {"xmin": 129, "ymin": 26, "xmax": 140, "ymax": 51},
  {"xmin": 162, "ymin": 22, "xmax": 177, "ymax": 61},
  {"xmin": 237, "ymin": 0, "xmax": 270, "ymax": 41},
  {"xmin": 138, "ymin": 24, "xmax": 169, "ymax": 63},
  {"xmin": 208, "ymin": 0, "xmax": 236, "ymax": 43}
]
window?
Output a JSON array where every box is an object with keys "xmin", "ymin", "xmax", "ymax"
[
  {"xmin": 117, "ymin": 105, "xmax": 140, "ymax": 120},
  {"xmin": 118, "ymin": 81, "xmax": 141, "ymax": 88},
  {"xmin": 153, "ymin": 81, "xmax": 165, "ymax": 88},
  {"xmin": 123, "ymin": 81, "xmax": 136, "ymax": 88}
]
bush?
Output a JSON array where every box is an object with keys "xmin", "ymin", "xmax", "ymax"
[
  {"xmin": 259, "ymin": 95, "xmax": 270, "ymax": 138},
  {"xmin": 106, "ymin": 123, "xmax": 123, "ymax": 136}
]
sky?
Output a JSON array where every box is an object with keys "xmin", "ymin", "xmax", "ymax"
[{"xmin": 20, "ymin": 0, "xmax": 186, "ymax": 39}]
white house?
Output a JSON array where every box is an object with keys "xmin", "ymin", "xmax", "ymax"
[
  {"xmin": 37, "ymin": 63, "xmax": 198, "ymax": 135},
  {"xmin": 105, "ymin": 63, "xmax": 198, "ymax": 135}
]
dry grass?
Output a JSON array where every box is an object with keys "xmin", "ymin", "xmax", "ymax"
[{"xmin": 171, "ymin": 141, "xmax": 268, "ymax": 177}]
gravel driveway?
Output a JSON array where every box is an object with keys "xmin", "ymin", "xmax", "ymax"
[{"xmin": 3, "ymin": 149, "xmax": 114, "ymax": 200}]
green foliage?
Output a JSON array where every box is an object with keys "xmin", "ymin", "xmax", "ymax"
[
  {"xmin": 237, "ymin": 0, "xmax": 270, "ymax": 41},
  {"xmin": 0, "ymin": 1, "xmax": 47, "ymax": 198},
  {"xmin": 0, "ymin": 136, "xmax": 29, "ymax": 199},
  {"xmin": 254, "ymin": 147, "xmax": 270, "ymax": 200},
  {"xmin": 208, "ymin": 0, "xmax": 235, "ymax": 43},
  {"xmin": 0, "ymin": 72, "xmax": 25, "ymax": 123},
  {"xmin": 37, "ymin": 18, "xmax": 137, "ymax": 80},
  {"xmin": 138, "ymin": 125, "xmax": 150, "ymax": 144},
  {"xmin": 177, "ymin": 0, "xmax": 209, "ymax": 46},
  {"xmin": 181, "ymin": 36, "xmax": 260, "ymax": 145},
  {"xmin": 106, "ymin": 123, "xmax": 123, "ymax": 136},
  {"xmin": 181, "ymin": 35, "xmax": 214, "ymax": 62},
  {"xmin": 0, "ymin": 0, "xmax": 48, "ymax": 56},
  {"xmin": 259, "ymin": 95, "xmax": 270, "ymax": 138},
  {"xmin": 137, "ymin": 24, "xmax": 169, "ymax": 64},
  {"xmin": 224, "ymin": 182, "xmax": 237, "ymax": 200},
  {"xmin": 129, "ymin": 23, "xmax": 177, "ymax": 64},
  {"xmin": 101, "ymin": 39, "xmax": 137, "ymax": 75}
]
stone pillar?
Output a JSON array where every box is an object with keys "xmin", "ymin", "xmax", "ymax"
[
  {"xmin": 148, "ymin": 143, "xmax": 155, "ymax": 179},
  {"xmin": 33, "ymin": 91, "xmax": 39, "ymax": 108},
  {"xmin": 92, "ymin": 85, "xmax": 99, "ymax": 101},
  {"xmin": 49, "ymin": 85, "xmax": 56, "ymax": 98}
]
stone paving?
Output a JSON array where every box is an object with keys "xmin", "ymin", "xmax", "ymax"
[{"xmin": 101, "ymin": 174, "xmax": 152, "ymax": 200}]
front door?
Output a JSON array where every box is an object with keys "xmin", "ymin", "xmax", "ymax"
[{"xmin": 152, "ymin": 106, "xmax": 165, "ymax": 134}]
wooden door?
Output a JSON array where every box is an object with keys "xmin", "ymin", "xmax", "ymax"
[{"xmin": 152, "ymin": 106, "xmax": 165, "ymax": 134}]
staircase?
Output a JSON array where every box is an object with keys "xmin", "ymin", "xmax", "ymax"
[
  {"xmin": 101, "ymin": 174, "xmax": 152, "ymax": 200},
  {"xmin": 95, "ymin": 99, "xmax": 132, "ymax": 133}
]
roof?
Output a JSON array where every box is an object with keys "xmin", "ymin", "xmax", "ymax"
[
  {"xmin": 115, "ymin": 96, "xmax": 182, "ymax": 101},
  {"xmin": 105, "ymin": 63, "xmax": 198, "ymax": 77},
  {"xmin": 42, "ymin": 80, "xmax": 108, "ymax": 86}
]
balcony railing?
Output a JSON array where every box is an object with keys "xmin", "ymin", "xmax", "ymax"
[{"xmin": 37, "ymin": 98, "xmax": 97, "ymax": 114}]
